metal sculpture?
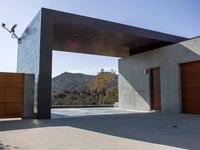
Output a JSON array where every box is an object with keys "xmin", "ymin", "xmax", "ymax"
[{"xmin": 2, "ymin": 23, "xmax": 21, "ymax": 44}]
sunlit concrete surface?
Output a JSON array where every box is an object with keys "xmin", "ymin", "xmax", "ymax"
[
  {"xmin": 51, "ymin": 107, "xmax": 143, "ymax": 118},
  {"xmin": 1, "ymin": 113, "xmax": 200, "ymax": 150}
]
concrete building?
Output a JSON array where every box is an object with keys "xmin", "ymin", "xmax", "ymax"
[
  {"xmin": 119, "ymin": 37, "xmax": 200, "ymax": 113},
  {"xmin": 17, "ymin": 8, "xmax": 200, "ymax": 119}
]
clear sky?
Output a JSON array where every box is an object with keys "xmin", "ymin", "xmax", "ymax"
[{"xmin": 0, "ymin": 0, "xmax": 200, "ymax": 77}]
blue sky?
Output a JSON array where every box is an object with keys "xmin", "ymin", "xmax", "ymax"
[{"xmin": 0, "ymin": 0, "xmax": 200, "ymax": 77}]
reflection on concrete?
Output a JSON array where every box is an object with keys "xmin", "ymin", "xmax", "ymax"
[{"xmin": 51, "ymin": 107, "xmax": 147, "ymax": 118}]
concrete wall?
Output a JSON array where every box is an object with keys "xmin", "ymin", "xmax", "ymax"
[
  {"xmin": 17, "ymin": 10, "xmax": 41, "ymax": 114},
  {"xmin": 23, "ymin": 74, "xmax": 35, "ymax": 119},
  {"xmin": 119, "ymin": 37, "xmax": 200, "ymax": 113}
]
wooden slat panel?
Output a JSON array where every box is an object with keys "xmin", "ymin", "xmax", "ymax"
[
  {"xmin": 180, "ymin": 61, "xmax": 200, "ymax": 74},
  {"xmin": 0, "ymin": 102, "xmax": 5, "ymax": 118},
  {"xmin": 180, "ymin": 61, "xmax": 200, "ymax": 114},
  {"xmin": 0, "ymin": 73, "xmax": 6, "ymax": 117},
  {"xmin": 0, "ymin": 73, "xmax": 6, "ymax": 88},
  {"xmin": 6, "ymin": 73, "xmax": 24, "ymax": 88},
  {"xmin": 181, "ymin": 73, "xmax": 200, "ymax": 88},
  {"xmin": 182, "ymin": 103, "xmax": 200, "ymax": 114},
  {"xmin": 0, "ymin": 88, "xmax": 6, "ymax": 103},
  {"xmin": 0, "ymin": 73, "xmax": 24, "ymax": 118},
  {"xmin": 5, "ymin": 102, "xmax": 22, "ymax": 118},
  {"xmin": 6, "ymin": 87, "xmax": 24, "ymax": 103},
  {"xmin": 181, "ymin": 89, "xmax": 200, "ymax": 102}
]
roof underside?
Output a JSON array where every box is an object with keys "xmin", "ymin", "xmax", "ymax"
[{"xmin": 43, "ymin": 8, "xmax": 188, "ymax": 57}]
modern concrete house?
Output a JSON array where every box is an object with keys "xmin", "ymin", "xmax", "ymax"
[
  {"xmin": 119, "ymin": 37, "xmax": 200, "ymax": 114},
  {"xmin": 17, "ymin": 8, "xmax": 200, "ymax": 119}
]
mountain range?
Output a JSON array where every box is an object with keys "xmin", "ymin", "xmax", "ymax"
[{"xmin": 52, "ymin": 72, "xmax": 118, "ymax": 95}]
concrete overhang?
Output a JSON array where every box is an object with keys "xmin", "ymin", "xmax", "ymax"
[{"xmin": 42, "ymin": 8, "xmax": 188, "ymax": 57}]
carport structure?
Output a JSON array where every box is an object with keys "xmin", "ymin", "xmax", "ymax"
[{"xmin": 17, "ymin": 8, "xmax": 186, "ymax": 119}]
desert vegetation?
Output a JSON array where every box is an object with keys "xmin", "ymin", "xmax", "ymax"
[{"xmin": 51, "ymin": 69, "xmax": 118, "ymax": 107}]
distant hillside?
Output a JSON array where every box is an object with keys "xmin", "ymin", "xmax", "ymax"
[
  {"xmin": 52, "ymin": 72, "xmax": 118, "ymax": 106},
  {"xmin": 52, "ymin": 72, "xmax": 95, "ymax": 95},
  {"xmin": 52, "ymin": 72, "xmax": 118, "ymax": 95}
]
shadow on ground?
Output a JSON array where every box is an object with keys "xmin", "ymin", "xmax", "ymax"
[
  {"xmin": 0, "ymin": 141, "xmax": 19, "ymax": 150},
  {"xmin": 0, "ymin": 112, "xmax": 200, "ymax": 150}
]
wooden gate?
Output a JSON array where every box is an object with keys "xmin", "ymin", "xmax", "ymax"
[{"xmin": 0, "ymin": 73, "xmax": 24, "ymax": 118}]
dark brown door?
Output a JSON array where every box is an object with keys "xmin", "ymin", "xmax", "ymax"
[
  {"xmin": 180, "ymin": 61, "xmax": 200, "ymax": 114},
  {"xmin": 150, "ymin": 68, "xmax": 161, "ymax": 110}
]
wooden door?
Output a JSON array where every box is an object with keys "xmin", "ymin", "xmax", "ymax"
[
  {"xmin": 150, "ymin": 68, "xmax": 161, "ymax": 110},
  {"xmin": 180, "ymin": 61, "xmax": 200, "ymax": 114}
]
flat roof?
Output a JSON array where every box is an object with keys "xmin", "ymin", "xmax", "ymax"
[{"xmin": 42, "ymin": 8, "xmax": 188, "ymax": 57}]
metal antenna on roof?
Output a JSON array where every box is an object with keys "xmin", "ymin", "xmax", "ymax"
[{"xmin": 2, "ymin": 23, "xmax": 21, "ymax": 44}]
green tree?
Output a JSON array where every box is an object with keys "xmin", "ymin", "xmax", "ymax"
[
  {"xmin": 89, "ymin": 69, "xmax": 116, "ymax": 105},
  {"xmin": 104, "ymin": 86, "xmax": 118, "ymax": 104}
]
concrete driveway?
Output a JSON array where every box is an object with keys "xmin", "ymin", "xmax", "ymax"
[{"xmin": 0, "ymin": 112, "xmax": 200, "ymax": 150}]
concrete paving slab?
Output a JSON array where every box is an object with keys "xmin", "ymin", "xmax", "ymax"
[{"xmin": 0, "ymin": 112, "xmax": 200, "ymax": 150}]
